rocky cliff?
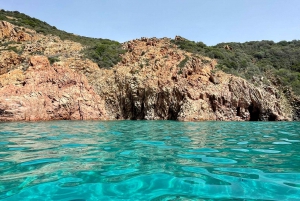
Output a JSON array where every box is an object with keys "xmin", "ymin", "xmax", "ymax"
[
  {"xmin": 0, "ymin": 21, "xmax": 106, "ymax": 121},
  {"xmin": 0, "ymin": 21, "xmax": 297, "ymax": 121}
]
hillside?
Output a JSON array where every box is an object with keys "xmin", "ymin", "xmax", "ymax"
[
  {"xmin": 0, "ymin": 9, "xmax": 125, "ymax": 68},
  {"xmin": 0, "ymin": 10, "xmax": 299, "ymax": 121}
]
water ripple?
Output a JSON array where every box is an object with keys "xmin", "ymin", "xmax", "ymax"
[{"xmin": 0, "ymin": 121, "xmax": 299, "ymax": 200}]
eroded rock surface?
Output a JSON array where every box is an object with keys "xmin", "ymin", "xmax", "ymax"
[
  {"xmin": 0, "ymin": 21, "xmax": 35, "ymax": 42},
  {"xmin": 0, "ymin": 51, "xmax": 25, "ymax": 75},
  {"xmin": 0, "ymin": 56, "xmax": 107, "ymax": 121}
]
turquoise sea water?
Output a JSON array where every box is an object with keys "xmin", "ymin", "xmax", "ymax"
[{"xmin": 0, "ymin": 121, "xmax": 299, "ymax": 201}]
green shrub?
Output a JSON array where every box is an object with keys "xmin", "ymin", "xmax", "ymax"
[
  {"xmin": 48, "ymin": 56, "xmax": 60, "ymax": 65},
  {"xmin": 178, "ymin": 55, "xmax": 189, "ymax": 68},
  {"xmin": 7, "ymin": 46, "xmax": 18, "ymax": 53},
  {"xmin": 83, "ymin": 42, "xmax": 125, "ymax": 68}
]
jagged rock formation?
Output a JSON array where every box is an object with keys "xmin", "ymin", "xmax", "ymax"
[
  {"xmin": 0, "ymin": 20, "xmax": 83, "ymax": 59},
  {"xmin": 87, "ymin": 38, "xmax": 292, "ymax": 121},
  {"xmin": 0, "ymin": 21, "xmax": 35, "ymax": 42},
  {"xmin": 0, "ymin": 51, "xmax": 25, "ymax": 75},
  {"xmin": 0, "ymin": 55, "xmax": 107, "ymax": 121},
  {"xmin": 0, "ymin": 21, "xmax": 297, "ymax": 121},
  {"xmin": 281, "ymin": 88, "xmax": 300, "ymax": 121}
]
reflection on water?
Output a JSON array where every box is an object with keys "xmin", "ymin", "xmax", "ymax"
[{"xmin": 0, "ymin": 121, "xmax": 299, "ymax": 200}]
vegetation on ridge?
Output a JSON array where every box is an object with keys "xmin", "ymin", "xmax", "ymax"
[
  {"xmin": 171, "ymin": 38, "xmax": 300, "ymax": 95},
  {"xmin": 0, "ymin": 9, "xmax": 125, "ymax": 68}
]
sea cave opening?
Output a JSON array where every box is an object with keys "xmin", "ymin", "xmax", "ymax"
[
  {"xmin": 268, "ymin": 113, "xmax": 277, "ymax": 121},
  {"xmin": 168, "ymin": 107, "xmax": 179, "ymax": 120},
  {"xmin": 236, "ymin": 107, "xmax": 241, "ymax": 117},
  {"xmin": 248, "ymin": 104, "xmax": 261, "ymax": 121}
]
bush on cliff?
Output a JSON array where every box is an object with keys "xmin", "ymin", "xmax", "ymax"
[
  {"xmin": 83, "ymin": 41, "xmax": 125, "ymax": 69},
  {"xmin": 178, "ymin": 55, "xmax": 189, "ymax": 68},
  {"xmin": 48, "ymin": 56, "xmax": 60, "ymax": 65}
]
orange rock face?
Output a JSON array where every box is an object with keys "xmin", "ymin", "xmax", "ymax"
[
  {"xmin": 0, "ymin": 21, "xmax": 34, "ymax": 42},
  {"xmin": 0, "ymin": 51, "xmax": 25, "ymax": 75},
  {"xmin": 90, "ymin": 38, "xmax": 293, "ymax": 121},
  {"xmin": 0, "ymin": 21, "xmax": 296, "ymax": 121},
  {"xmin": 0, "ymin": 56, "xmax": 107, "ymax": 121}
]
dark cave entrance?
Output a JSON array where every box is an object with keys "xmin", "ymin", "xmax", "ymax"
[
  {"xmin": 168, "ymin": 107, "xmax": 178, "ymax": 120},
  {"xmin": 268, "ymin": 113, "xmax": 277, "ymax": 121},
  {"xmin": 248, "ymin": 104, "xmax": 261, "ymax": 121},
  {"xmin": 236, "ymin": 107, "xmax": 241, "ymax": 117}
]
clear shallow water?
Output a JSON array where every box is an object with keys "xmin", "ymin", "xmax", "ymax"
[{"xmin": 0, "ymin": 121, "xmax": 299, "ymax": 201}]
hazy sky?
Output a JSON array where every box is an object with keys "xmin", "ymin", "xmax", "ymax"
[{"xmin": 1, "ymin": 0, "xmax": 300, "ymax": 45}]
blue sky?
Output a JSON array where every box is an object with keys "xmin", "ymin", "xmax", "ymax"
[{"xmin": 1, "ymin": 0, "xmax": 300, "ymax": 45}]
